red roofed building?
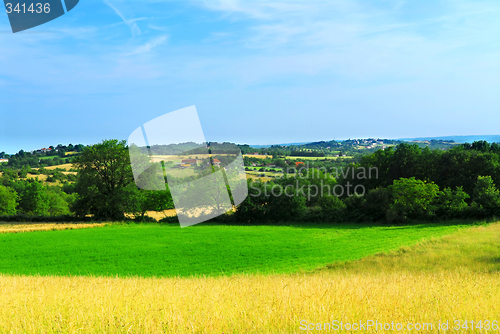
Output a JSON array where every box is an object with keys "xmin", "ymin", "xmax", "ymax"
[
  {"xmin": 212, "ymin": 158, "xmax": 221, "ymax": 167},
  {"xmin": 181, "ymin": 159, "xmax": 199, "ymax": 166},
  {"xmin": 295, "ymin": 161, "xmax": 304, "ymax": 167}
]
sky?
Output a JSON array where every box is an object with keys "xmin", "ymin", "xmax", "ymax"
[{"xmin": 0, "ymin": 0, "xmax": 499, "ymax": 153}]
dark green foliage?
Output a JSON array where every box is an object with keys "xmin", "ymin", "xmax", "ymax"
[
  {"xmin": 3, "ymin": 139, "xmax": 500, "ymax": 224},
  {"xmin": 72, "ymin": 140, "xmax": 136, "ymax": 220},
  {"xmin": 355, "ymin": 142, "xmax": 500, "ymax": 197},
  {"xmin": 388, "ymin": 177, "xmax": 440, "ymax": 222},
  {"xmin": 133, "ymin": 189, "xmax": 175, "ymax": 221},
  {"xmin": 18, "ymin": 180, "xmax": 49, "ymax": 215},
  {"xmin": 473, "ymin": 176, "xmax": 500, "ymax": 215},
  {"xmin": 158, "ymin": 216, "xmax": 179, "ymax": 224},
  {"xmin": 0, "ymin": 185, "xmax": 17, "ymax": 215},
  {"xmin": 134, "ymin": 215, "xmax": 157, "ymax": 223},
  {"xmin": 234, "ymin": 180, "xmax": 307, "ymax": 223},
  {"xmin": 363, "ymin": 188, "xmax": 391, "ymax": 221},
  {"xmin": 11, "ymin": 180, "xmax": 71, "ymax": 216},
  {"xmin": 434, "ymin": 187, "xmax": 470, "ymax": 218},
  {"xmin": 343, "ymin": 195, "xmax": 366, "ymax": 222},
  {"xmin": 318, "ymin": 195, "xmax": 346, "ymax": 222}
]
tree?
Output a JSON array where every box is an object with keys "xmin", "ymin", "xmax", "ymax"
[
  {"xmin": 235, "ymin": 180, "xmax": 306, "ymax": 223},
  {"xmin": 133, "ymin": 189, "xmax": 175, "ymax": 220},
  {"xmin": 434, "ymin": 187, "xmax": 469, "ymax": 218},
  {"xmin": 388, "ymin": 177, "xmax": 440, "ymax": 222},
  {"xmin": 45, "ymin": 188, "xmax": 72, "ymax": 216},
  {"xmin": 473, "ymin": 176, "xmax": 500, "ymax": 211},
  {"xmin": 18, "ymin": 180, "xmax": 49, "ymax": 215},
  {"xmin": 73, "ymin": 139, "xmax": 136, "ymax": 220},
  {"xmin": 363, "ymin": 187, "xmax": 391, "ymax": 221},
  {"xmin": 0, "ymin": 185, "xmax": 17, "ymax": 215},
  {"xmin": 318, "ymin": 194, "xmax": 346, "ymax": 221}
]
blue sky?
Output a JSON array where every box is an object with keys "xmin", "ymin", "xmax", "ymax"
[{"xmin": 1, "ymin": 0, "xmax": 499, "ymax": 153}]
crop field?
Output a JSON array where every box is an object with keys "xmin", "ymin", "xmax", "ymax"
[
  {"xmin": 26, "ymin": 173, "xmax": 48, "ymax": 181},
  {"xmin": 245, "ymin": 170, "xmax": 280, "ymax": 180},
  {"xmin": 243, "ymin": 154, "xmax": 272, "ymax": 159},
  {"xmin": 34, "ymin": 163, "xmax": 74, "ymax": 170},
  {"xmin": 0, "ymin": 221, "xmax": 472, "ymax": 277},
  {"xmin": 246, "ymin": 174, "xmax": 272, "ymax": 182},
  {"xmin": 0, "ymin": 221, "xmax": 498, "ymax": 333},
  {"xmin": 0, "ymin": 222, "xmax": 108, "ymax": 234}
]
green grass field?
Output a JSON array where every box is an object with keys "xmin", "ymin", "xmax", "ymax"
[
  {"xmin": 245, "ymin": 170, "xmax": 282, "ymax": 178},
  {"xmin": 0, "ymin": 221, "xmax": 476, "ymax": 278},
  {"xmin": 38, "ymin": 155, "xmax": 60, "ymax": 160},
  {"xmin": 288, "ymin": 156, "xmax": 352, "ymax": 160}
]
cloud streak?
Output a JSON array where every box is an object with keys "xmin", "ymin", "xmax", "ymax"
[
  {"xmin": 104, "ymin": 0, "xmax": 143, "ymax": 37},
  {"xmin": 125, "ymin": 35, "xmax": 169, "ymax": 55}
]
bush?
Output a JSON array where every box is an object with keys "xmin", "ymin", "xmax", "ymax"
[
  {"xmin": 0, "ymin": 185, "xmax": 17, "ymax": 215},
  {"xmin": 473, "ymin": 176, "xmax": 500, "ymax": 213},
  {"xmin": 344, "ymin": 195, "xmax": 366, "ymax": 222},
  {"xmin": 434, "ymin": 187, "xmax": 470, "ymax": 218},
  {"xmin": 363, "ymin": 187, "xmax": 391, "ymax": 221},
  {"xmin": 389, "ymin": 177, "xmax": 439, "ymax": 221},
  {"xmin": 159, "ymin": 216, "xmax": 179, "ymax": 224},
  {"xmin": 318, "ymin": 195, "xmax": 346, "ymax": 222},
  {"xmin": 134, "ymin": 215, "xmax": 157, "ymax": 223},
  {"xmin": 234, "ymin": 180, "xmax": 307, "ymax": 223}
]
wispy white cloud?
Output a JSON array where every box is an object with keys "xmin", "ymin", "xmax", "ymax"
[
  {"xmin": 125, "ymin": 35, "xmax": 169, "ymax": 55},
  {"xmin": 148, "ymin": 24, "xmax": 169, "ymax": 32},
  {"xmin": 187, "ymin": 0, "xmax": 500, "ymax": 84},
  {"xmin": 104, "ymin": 0, "xmax": 143, "ymax": 37}
]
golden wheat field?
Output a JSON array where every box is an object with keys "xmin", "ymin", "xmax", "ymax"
[
  {"xmin": 35, "ymin": 163, "xmax": 74, "ymax": 171},
  {"xmin": 0, "ymin": 223, "xmax": 108, "ymax": 234},
  {"xmin": 243, "ymin": 154, "xmax": 272, "ymax": 159},
  {"xmin": 0, "ymin": 270, "xmax": 499, "ymax": 333},
  {"xmin": 0, "ymin": 223, "xmax": 499, "ymax": 333}
]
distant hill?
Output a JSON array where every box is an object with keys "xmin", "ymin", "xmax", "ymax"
[
  {"xmin": 400, "ymin": 135, "xmax": 500, "ymax": 144},
  {"xmin": 249, "ymin": 142, "xmax": 311, "ymax": 148},
  {"xmin": 247, "ymin": 135, "xmax": 500, "ymax": 150}
]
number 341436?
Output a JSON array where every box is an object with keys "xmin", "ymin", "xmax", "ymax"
[{"xmin": 5, "ymin": 3, "xmax": 51, "ymax": 14}]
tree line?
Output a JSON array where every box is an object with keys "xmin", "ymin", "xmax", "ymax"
[{"xmin": 1, "ymin": 139, "xmax": 500, "ymax": 224}]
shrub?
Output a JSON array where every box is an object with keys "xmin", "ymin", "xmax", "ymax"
[
  {"xmin": 434, "ymin": 187, "xmax": 469, "ymax": 218},
  {"xmin": 134, "ymin": 215, "xmax": 157, "ymax": 223},
  {"xmin": 363, "ymin": 187, "xmax": 391, "ymax": 221},
  {"xmin": 389, "ymin": 177, "xmax": 439, "ymax": 222},
  {"xmin": 159, "ymin": 216, "xmax": 179, "ymax": 224},
  {"xmin": 235, "ymin": 180, "xmax": 307, "ymax": 223},
  {"xmin": 473, "ymin": 176, "xmax": 500, "ymax": 213},
  {"xmin": 344, "ymin": 195, "xmax": 366, "ymax": 222},
  {"xmin": 318, "ymin": 195, "xmax": 346, "ymax": 222},
  {"xmin": 0, "ymin": 185, "xmax": 18, "ymax": 215}
]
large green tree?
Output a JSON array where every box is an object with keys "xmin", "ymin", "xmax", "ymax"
[
  {"xmin": 473, "ymin": 176, "xmax": 500, "ymax": 212},
  {"xmin": 18, "ymin": 180, "xmax": 49, "ymax": 215},
  {"xmin": 0, "ymin": 184, "xmax": 17, "ymax": 215},
  {"xmin": 73, "ymin": 139, "xmax": 137, "ymax": 220},
  {"xmin": 388, "ymin": 177, "xmax": 440, "ymax": 222}
]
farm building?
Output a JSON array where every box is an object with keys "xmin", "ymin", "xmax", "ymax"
[
  {"xmin": 212, "ymin": 158, "xmax": 221, "ymax": 167},
  {"xmin": 181, "ymin": 159, "xmax": 199, "ymax": 165},
  {"xmin": 34, "ymin": 148, "xmax": 53, "ymax": 154}
]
